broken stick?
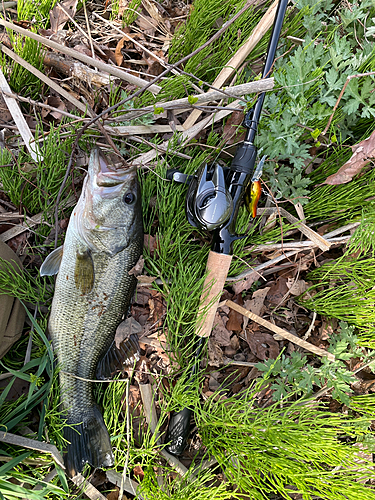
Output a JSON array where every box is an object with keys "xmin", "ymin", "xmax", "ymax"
[
  {"xmin": 223, "ymin": 299, "xmax": 335, "ymax": 361},
  {"xmin": 0, "ymin": 18, "xmax": 161, "ymax": 94},
  {"xmin": 0, "ymin": 66, "xmax": 42, "ymax": 161}
]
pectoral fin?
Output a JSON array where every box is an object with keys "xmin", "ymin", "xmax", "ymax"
[
  {"xmin": 74, "ymin": 249, "xmax": 94, "ymax": 294},
  {"xmin": 40, "ymin": 246, "xmax": 64, "ymax": 276}
]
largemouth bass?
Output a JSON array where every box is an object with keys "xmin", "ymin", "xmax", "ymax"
[{"xmin": 41, "ymin": 148, "xmax": 143, "ymax": 476}]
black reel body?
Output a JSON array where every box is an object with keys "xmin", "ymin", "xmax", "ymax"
[{"xmin": 185, "ymin": 162, "xmax": 233, "ymax": 231}]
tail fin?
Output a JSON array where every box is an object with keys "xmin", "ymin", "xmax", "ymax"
[{"xmin": 64, "ymin": 406, "xmax": 114, "ymax": 477}]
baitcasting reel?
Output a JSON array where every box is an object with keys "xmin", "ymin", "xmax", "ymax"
[
  {"xmin": 167, "ymin": 162, "xmax": 233, "ymax": 231},
  {"xmin": 185, "ymin": 163, "xmax": 233, "ymax": 231},
  {"xmin": 167, "ymin": 154, "xmax": 266, "ymax": 234}
]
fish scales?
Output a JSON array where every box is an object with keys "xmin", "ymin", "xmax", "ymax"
[
  {"xmin": 51, "ymin": 237, "xmax": 140, "ymax": 410},
  {"xmin": 41, "ymin": 148, "xmax": 143, "ymax": 476}
]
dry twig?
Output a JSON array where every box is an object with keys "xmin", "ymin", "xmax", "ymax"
[
  {"xmin": 223, "ymin": 300, "xmax": 335, "ymax": 361},
  {"xmin": 70, "ymin": 473, "xmax": 107, "ymax": 500},
  {"xmin": 256, "ymin": 207, "xmax": 331, "ymax": 252},
  {"xmin": 0, "ymin": 431, "xmax": 64, "ymax": 468},
  {"xmin": 110, "ymin": 79, "xmax": 274, "ymax": 123},
  {"xmin": 0, "ymin": 18, "xmax": 161, "ymax": 93},
  {"xmin": 0, "ymin": 66, "xmax": 42, "ymax": 161}
]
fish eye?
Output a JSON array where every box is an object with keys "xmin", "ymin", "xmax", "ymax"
[{"xmin": 123, "ymin": 192, "xmax": 135, "ymax": 205}]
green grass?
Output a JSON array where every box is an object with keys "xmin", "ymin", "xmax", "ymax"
[
  {"xmin": 0, "ymin": 34, "xmax": 45, "ymax": 98},
  {"xmin": 300, "ymin": 257, "xmax": 375, "ymax": 345},
  {"xmin": 17, "ymin": 0, "xmax": 58, "ymax": 26},
  {"xmin": 199, "ymin": 387, "xmax": 375, "ymax": 499},
  {"xmin": 0, "ymin": 258, "xmax": 52, "ymax": 305},
  {"xmin": 0, "ymin": 123, "xmax": 83, "ymax": 218},
  {"xmin": 1, "ymin": 0, "xmax": 57, "ymax": 99}
]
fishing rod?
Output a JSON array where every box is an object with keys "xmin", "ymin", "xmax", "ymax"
[{"xmin": 164, "ymin": 0, "xmax": 289, "ymax": 455}]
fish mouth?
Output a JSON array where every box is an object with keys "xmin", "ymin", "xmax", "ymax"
[{"xmin": 90, "ymin": 148, "xmax": 136, "ymax": 187}]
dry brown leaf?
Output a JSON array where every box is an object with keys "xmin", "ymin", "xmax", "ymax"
[
  {"xmin": 106, "ymin": 487, "xmax": 130, "ymax": 500},
  {"xmin": 146, "ymin": 331, "xmax": 167, "ymax": 343},
  {"xmin": 209, "ymin": 375, "xmax": 220, "ymax": 391},
  {"xmin": 226, "ymin": 294, "xmax": 243, "ymax": 331},
  {"xmin": 73, "ymin": 44, "xmax": 100, "ymax": 59},
  {"xmin": 286, "ymin": 277, "xmax": 308, "ymax": 296},
  {"xmin": 41, "ymin": 96, "xmax": 66, "ymax": 120},
  {"xmin": 50, "ymin": 0, "xmax": 78, "ymax": 33},
  {"xmin": 266, "ymin": 277, "xmax": 289, "ymax": 305},
  {"xmin": 222, "ymin": 111, "xmax": 245, "ymax": 145},
  {"xmin": 90, "ymin": 470, "xmax": 107, "ymax": 488},
  {"xmin": 226, "ymin": 309, "xmax": 243, "ymax": 332},
  {"xmin": 131, "ymin": 305, "xmax": 149, "ymax": 326},
  {"xmin": 0, "ymin": 32, "xmax": 11, "ymax": 49},
  {"xmin": 246, "ymin": 287, "xmax": 270, "ymax": 316},
  {"xmin": 144, "ymin": 234, "xmax": 159, "ymax": 257},
  {"xmin": 127, "ymin": 385, "xmax": 141, "ymax": 413},
  {"xmin": 145, "ymin": 51, "xmax": 165, "ymax": 76},
  {"xmin": 245, "ymin": 331, "xmax": 279, "ymax": 360},
  {"xmin": 115, "ymin": 37, "xmax": 127, "ymax": 66},
  {"xmin": 7, "ymin": 232, "xmax": 28, "ymax": 255},
  {"xmin": 323, "ymin": 129, "xmax": 375, "ymax": 185},
  {"xmin": 142, "ymin": 0, "xmax": 165, "ymax": 26},
  {"xmin": 212, "ymin": 312, "xmax": 231, "ymax": 346},
  {"xmin": 134, "ymin": 288, "xmax": 151, "ymax": 306},
  {"xmin": 208, "ymin": 338, "xmax": 223, "ymax": 367},
  {"xmin": 319, "ymin": 317, "xmax": 338, "ymax": 341},
  {"xmin": 128, "ymin": 256, "xmax": 145, "ymax": 276},
  {"xmin": 133, "ymin": 464, "xmax": 144, "ymax": 481},
  {"xmin": 135, "ymin": 15, "xmax": 157, "ymax": 37},
  {"xmin": 0, "ymin": 93, "xmax": 12, "ymax": 124},
  {"xmin": 148, "ymin": 290, "xmax": 165, "ymax": 326},
  {"xmin": 232, "ymin": 271, "xmax": 259, "ymax": 295},
  {"xmin": 115, "ymin": 317, "xmax": 143, "ymax": 348}
]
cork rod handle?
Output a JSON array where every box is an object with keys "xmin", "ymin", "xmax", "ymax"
[{"xmin": 195, "ymin": 251, "xmax": 233, "ymax": 338}]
